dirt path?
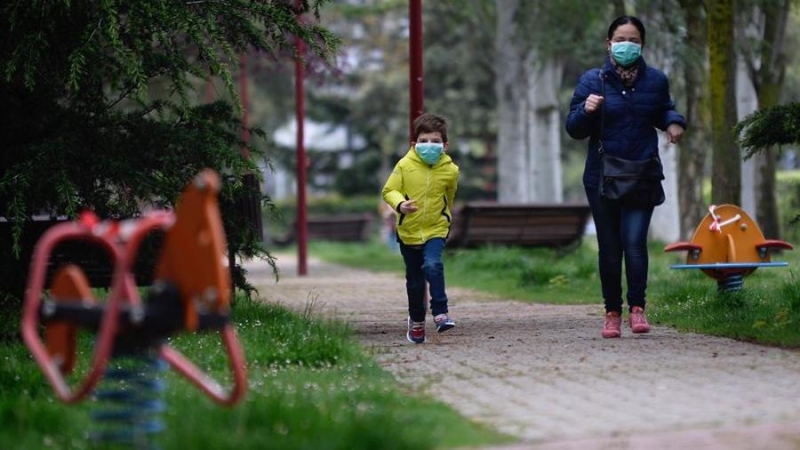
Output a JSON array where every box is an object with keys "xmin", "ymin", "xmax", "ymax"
[{"xmin": 246, "ymin": 253, "xmax": 800, "ymax": 449}]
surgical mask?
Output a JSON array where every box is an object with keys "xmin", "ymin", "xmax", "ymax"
[
  {"xmin": 415, "ymin": 143, "xmax": 444, "ymax": 165},
  {"xmin": 610, "ymin": 41, "xmax": 641, "ymax": 67}
]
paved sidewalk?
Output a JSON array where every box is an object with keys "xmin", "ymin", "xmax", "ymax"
[{"xmin": 246, "ymin": 253, "xmax": 800, "ymax": 449}]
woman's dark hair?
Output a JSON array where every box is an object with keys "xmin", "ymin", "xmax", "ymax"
[{"xmin": 607, "ymin": 15, "xmax": 646, "ymax": 44}]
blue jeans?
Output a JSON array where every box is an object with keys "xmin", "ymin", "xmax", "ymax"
[
  {"xmin": 585, "ymin": 187, "xmax": 654, "ymax": 314},
  {"xmin": 386, "ymin": 229, "xmax": 399, "ymax": 251},
  {"xmin": 399, "ymin": 237, "xmax": 449, "ymax": 322}
]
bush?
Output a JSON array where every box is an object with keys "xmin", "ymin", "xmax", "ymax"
[{"xmin": 777, "ymin": 170, "xmax": 800, "ymax": 244}]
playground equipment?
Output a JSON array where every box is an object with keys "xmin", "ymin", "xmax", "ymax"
[
  {"xmin": 21, "ymin": 169, "xmax": 247, "ymax": 446},
  {"xmin": 664, "ymin": 204, "xmax": 793, "ymax": 292}
]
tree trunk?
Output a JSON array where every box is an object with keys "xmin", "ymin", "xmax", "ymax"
[
  {"xmin": 747, "ymin": 0, "xmax": 789, "ymax": 239},
  {"xmin": 754, "ymin": 150, "xmax": 779, "ymax": 238},
  {"xmin": 738, "ymin": 56, "xmax": 758, "ymax": 216},
  {"xmin": 495, "ymin": 0, "xmax": 562, "ymax": 204},
  {"xmin": 495, "ymin": 0, "xmax": 528, "ymax": 202},
  {"xmin": 677, "ymin": 0, "xmax": 709, "ymax": 240},
  {"xmin": 611, "ymin": 0, "xmax": 626, "ymax": 16},
  {"xmin": 526, "ymin": 55, "xmax": 563, "ymax": 203},
  {"xmin": 707, "ymin": 0, "xmax": 740, "ymax": 205},
  {"xmin": 637, "ymin": 8, "xmax": 681, "ymax": 243}
]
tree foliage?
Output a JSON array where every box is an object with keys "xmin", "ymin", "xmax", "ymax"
[
  {"xmin": 735, "ymin": 102, "xmax": 800, "ymax": 158},
  {"xmin": 0, "ymin": 0, "xmax": 339, "ymax": 298}
]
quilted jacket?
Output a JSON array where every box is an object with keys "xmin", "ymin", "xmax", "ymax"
[{"xmin": 565, "ymin": 56, "xmax": 686, "ymax": 189}]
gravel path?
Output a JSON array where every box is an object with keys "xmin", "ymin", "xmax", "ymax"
[{"xmin": 246, "ymin": 253, "xmax": 800, "ymax": 449}]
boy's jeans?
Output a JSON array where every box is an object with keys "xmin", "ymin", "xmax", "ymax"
[
  {"xmin": 400, "ymin": 237, "xmax": 448, "ymax": 322},
  {"xmin": 585, "ymin": 187, "xmax": 654, "ymax": 314}
]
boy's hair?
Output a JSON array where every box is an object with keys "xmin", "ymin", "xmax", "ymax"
[{"xmin": 413, "ymin": 113, "xmax": 448, "ymax": 143}]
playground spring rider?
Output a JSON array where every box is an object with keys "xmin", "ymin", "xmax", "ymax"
[
  {"xmin": 21, "ymin": 170, "xmax": 247, "ymax": 445},
  {"xmin": 665, "ymin": 204, "xmax": 793, "ymax": 292}
]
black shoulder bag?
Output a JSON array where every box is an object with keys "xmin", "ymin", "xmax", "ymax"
[{"xmin": 597, "ymin": 71, "xmax": 666, "ymax": 209}]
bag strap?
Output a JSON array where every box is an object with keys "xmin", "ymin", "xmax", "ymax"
[{"xmin": 598, "ymin": 69, "xmax": 605, "ymax": 155}]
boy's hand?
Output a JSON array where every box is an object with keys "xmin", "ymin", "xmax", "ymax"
[{"xmin": 399, "ymin": 199, "xmax": 418, "ymax": 214}]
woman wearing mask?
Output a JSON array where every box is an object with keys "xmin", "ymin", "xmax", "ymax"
[{"xmin": 565, "ymin": 15, "xmax": 686, "ymax": 338}]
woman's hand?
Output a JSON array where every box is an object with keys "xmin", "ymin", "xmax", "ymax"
[
  {"xmin": 584, "ymin": 94, "xmax": 604, "ymax": 114},
  {"xmin": 667, "ymin": 123, "xmax": 685, "ymax": 144}
]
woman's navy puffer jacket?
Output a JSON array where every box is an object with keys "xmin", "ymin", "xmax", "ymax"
[{"xmin": 566, "ymin": 56, "xmax": 686, "ymax": 189}]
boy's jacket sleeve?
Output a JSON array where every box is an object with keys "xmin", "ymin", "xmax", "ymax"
[
  {"xmin": 382, "ymin": 164, "xmax": 406, "ymax": 211},
  {"xmin": 446, "ymin": 171, "xmax": 458, "ymax": 210}
]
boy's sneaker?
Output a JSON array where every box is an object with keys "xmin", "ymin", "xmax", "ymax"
[
  {"xmin": 602, "ymin": 311, "xmax": 622, "ymax": 338},
  {"xmin": 629, "ymin": 306, "xmax": 651, "ymax": 334},
  {"xmin": 407, "ymin": 317, "xmax": 426, "ymax": 344},
  {"xmin": 433, "ymin": 314, "xmax": 456, "ymax": 333}
]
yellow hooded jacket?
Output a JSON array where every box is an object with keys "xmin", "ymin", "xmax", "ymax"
[{"xmin": 382, "ymin": 146, "xmax": 459, "ymax": 245}]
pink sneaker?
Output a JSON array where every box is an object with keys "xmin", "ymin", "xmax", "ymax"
[
  {"xmin": 602, "ymin": 311, "xmax": 622, "ymax": 338},
  {"xmin": 629, "ymin": 306, "xmax": 650, "ymax": 334}
]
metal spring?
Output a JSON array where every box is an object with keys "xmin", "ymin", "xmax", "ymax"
[
  {"xmin": 718, "ymin": 274, "xmax": 745, "ymax": 293},
  {"xmin": 90, "ymin": 352, "xmax": 167, "ymax": 449}
]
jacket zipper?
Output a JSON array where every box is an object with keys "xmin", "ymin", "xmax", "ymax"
[{"xmin": 420, "ymin": 167, "xmax": 431, "ymax": 242}]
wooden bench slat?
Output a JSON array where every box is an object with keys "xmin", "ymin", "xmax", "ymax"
[
  {"xmin": 0, "ymin": 219, "xmax": 160, "ymax": 290},
  {"xmin": 273, "ymin": 213, "xmax": 374, "ymax": 245},
  {"xmin": 447, "ymin": 202, "xmax": 591, "ymax": 249}
]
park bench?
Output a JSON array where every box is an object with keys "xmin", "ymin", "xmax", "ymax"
[
  {"xmin": 0, "ymin": 217, "xmax": 159, "ymax": 294},
  {"xmin": 272, "ymin": 213, "xmax": 374, "ymax": 245},
  {"xmin": 446, "ymin": 202, "xmax": 591, "ymax": 250}
]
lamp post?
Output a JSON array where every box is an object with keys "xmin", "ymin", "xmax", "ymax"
[
  {"xmin": 409, "ymin": 0, "xmax": 424, "ymax": 140},
  {"xmin": 295, "ymin": 0, "xmax": 308, "ymax": 276},
  {"xmin": 409, "ymin": 0, "xmax": 429, "ymax": 309}
]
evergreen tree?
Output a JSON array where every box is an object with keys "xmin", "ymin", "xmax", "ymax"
[{"xmin": 0, "ymin": 0, "xmax": 339, "ymax": 302}]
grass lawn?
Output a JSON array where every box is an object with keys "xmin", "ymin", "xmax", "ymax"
[
  {"xmin": 309, "ymin": 237, "xmax": 800, "ymax": 348},
  {"xmin": 6, "ymin": 234, "xmax": 798, "ymax": 449},
  {"xmin": 0, "ymin": 298, "xmax": 512, "ymax": 449}
]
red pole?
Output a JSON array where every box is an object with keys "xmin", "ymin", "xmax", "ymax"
[
  {"xmin": 409, "ymin": 0, "xmax": 429, "ymax": 310},
  {"xmin": 295, "ymin": 1, "xmax": 308, "ymax": 276},
  {"xmin": 409, "ymin": 0, "xmax": 424, "ymax": 141}
]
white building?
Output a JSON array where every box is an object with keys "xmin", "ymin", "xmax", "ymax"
[{"xmin": 264, "ymin": 119, "xmax": 367, "ymax": 201}]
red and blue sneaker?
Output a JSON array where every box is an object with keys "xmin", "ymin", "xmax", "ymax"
[
  {"xmin": 433, "ymin": 314, "xmax": 456, "ymax": 333},
  {"xmin": 407, "ymin": 317, "xmax": 426, "ymax": 344}
]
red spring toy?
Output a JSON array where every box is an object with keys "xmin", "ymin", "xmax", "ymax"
[{"xmin": 21, "ymin": 169, "xmax": 247, "ymax": 407}]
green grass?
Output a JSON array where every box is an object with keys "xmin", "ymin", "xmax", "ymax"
[
  {"xmin": 8, "ymin": 236, "xmax": 798, "ymax": 448},
  {"xmin": 310, "ymin": 239, "xmax": 605, "ymax": 305},
  {"xmin": 309, "ymin": 238, "xmax": 800, "ymax": 348},
  {"xmin": 650, "ymin": 267, "xmax": 800, "ymax": 347},
  {"xmin": 0, "ymin": 298, "xmax": 512, "ymax": 449},
  {"xmin": 303, "ymin": 240, "xmax": 407, "ymax": 275}
]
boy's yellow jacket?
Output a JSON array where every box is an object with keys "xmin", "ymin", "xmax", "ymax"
[{"xmin": 382, "ymin": 146, "xmax": 459, "ymax": 245}]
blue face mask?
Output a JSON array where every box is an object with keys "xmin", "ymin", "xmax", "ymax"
[
  {"xmin": 415, "ymin": 143, "xmax": 444, "ymax": 165},
  {"xmin": 610, "ymin": 41, "xmax": 641, "ymax": 67}
]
